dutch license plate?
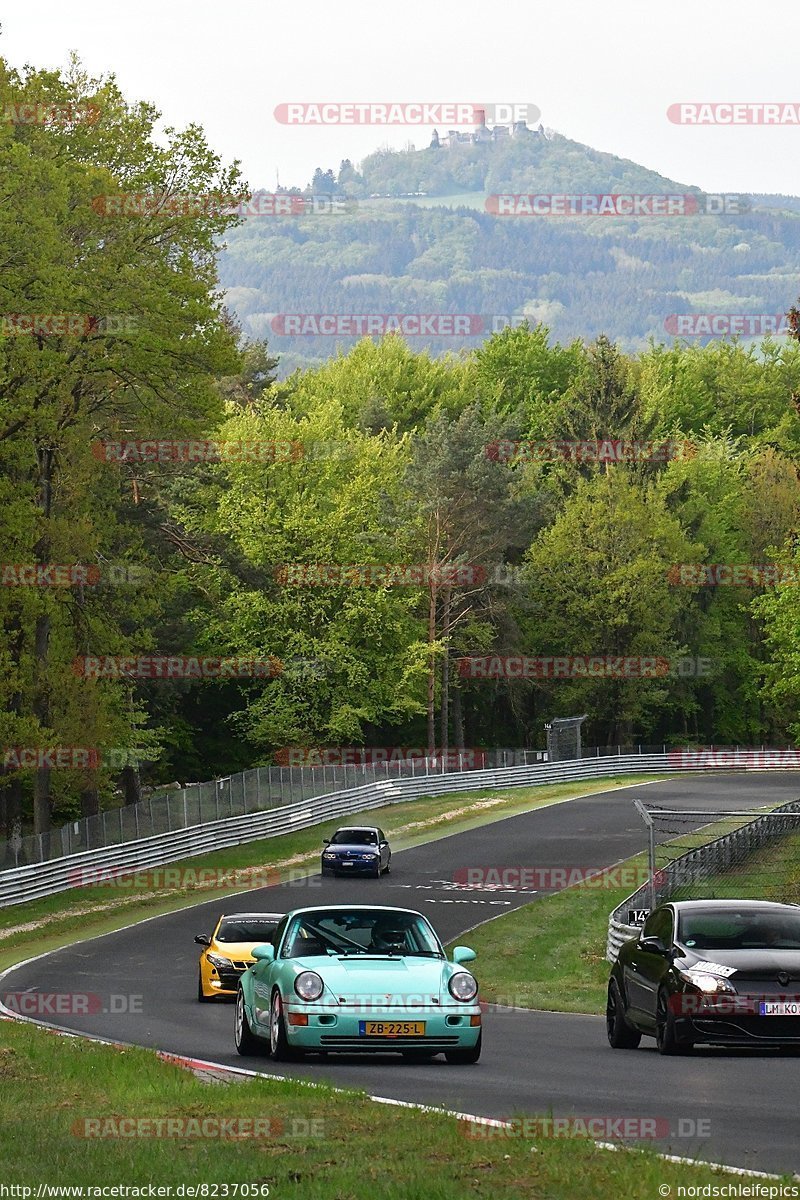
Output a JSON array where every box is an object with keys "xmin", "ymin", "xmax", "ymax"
[
  {"xmin": 760, "ymin": 1001, "xmax": 800, "ymax": 1016},
  {"xmin": 359, "ymin": 1021, "xmax": 426, "ymax": 1037}
]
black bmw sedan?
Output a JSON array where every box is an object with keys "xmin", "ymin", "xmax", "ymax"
[{"xmin": 607, "ymin": 899, "xmax": 800, "ymax": 1054}]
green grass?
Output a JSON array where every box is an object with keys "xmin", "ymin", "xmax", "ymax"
[
  {"xmin": 0, "ymin": 1019, "xmax": 755, "ymax": 1194},
  {"xmin": 0, "ymin": 775, "xmax": 661, "ymax": 973},
  {"xmin": 667, "ymin": 829, "xmax": 800, "ymax": 904},
  {"xmin": 458, "ymin": 855, "xmax": 652, "ymax": 1014}
]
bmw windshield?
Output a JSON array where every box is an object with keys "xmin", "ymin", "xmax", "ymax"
[{"xmin": 330, "ymin": 830, "xmax": 378, "ymax": 845}]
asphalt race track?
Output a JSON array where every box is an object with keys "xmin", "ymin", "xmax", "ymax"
[{"xmin": 4, "ymin": 773, "xmax": 800, "ymax": 1175}]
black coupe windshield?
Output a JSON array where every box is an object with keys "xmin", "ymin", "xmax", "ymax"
[
  {"xmin": 281, "ymin": 909, "xmax": 443, "ymax": 958},
  {"xmin": 679, "ymin": 909, "xmax": 800, "ymax": 951},
  {"xmin": 330, "ymin": 830, "xmax": 378, "ymax": 845},
  {"xmin": 218, "ymin": 919, "xmax": 279, "ymax": 942}
]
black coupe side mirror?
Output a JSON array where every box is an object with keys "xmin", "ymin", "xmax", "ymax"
[
  {"xmin": 638, "ymin": 936, "xmax": 671, "ymax": 957},
  {"xmin": 194, "ymin": 934, "xmax": 211, "ymax": 947}
]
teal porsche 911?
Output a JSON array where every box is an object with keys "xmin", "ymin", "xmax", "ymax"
[{"xmin": 234, "ymin": 904, "xmax": 482, "ymax": 1063}]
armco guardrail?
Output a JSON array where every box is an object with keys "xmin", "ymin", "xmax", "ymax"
[
  {"xmin": 1, "ymin": 751, "xmax": 496, "ymax": 868},
  {"xmin": 2, "ymin": 751, "xmax": 672, "ymax": 907},
  {"xmin": 2, "ymin": 750, "xmax": 797, "ymax": 910},
  {"xmin": 606, "ymin": 796, "xmax": 800, "ymax": 961}
]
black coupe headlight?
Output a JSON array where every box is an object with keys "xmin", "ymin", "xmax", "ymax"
[
  {"xmin": 295, "ymin": 971, "xmax": 325, "ymax": 1001},
  {"xmin": 448, "ymin": 972, "xmax": 478, "ymax": 1002},
  {"xmin": 677, "ymin": 968, "xmax": 737, "ymax": 995}
]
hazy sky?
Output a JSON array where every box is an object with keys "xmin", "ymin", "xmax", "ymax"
[{"xmin": 3, "ymin": 0, "xmax": 799, "ymax": 196}]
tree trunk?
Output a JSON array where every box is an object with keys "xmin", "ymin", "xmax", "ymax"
[
  {"xmin": 1, "ymin": 617, "xmax": 25, "ymax": 859},
  {"xmin": 120, "ymin": 765, "xmax": 141, "ymax": 808},
  {"xmin": 32, "ymin": 610, "xmax": 52, "ymax": 842},
  {"xmin": 0, "ymin": 774, "xmax": 23, "ymax": 866},
  {"xmin": 80, "ymin": 786, "xmax": 100, "ymax": 820},
  {"xmin": 439, "ymin": 585, "xmax": 451, "ymax": 759},
  {"xmin": 32, "ymin": 445, "xmax": 54, "ymax": 842},
  {"xmin": 452, "ymin": 680, "xmax": 464, "ymax": 751},
  {"xmin": 427, "ymin": 577, "xmax": 437, "ymax": 755}
]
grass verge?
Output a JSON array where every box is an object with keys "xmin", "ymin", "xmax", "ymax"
[
  {"xmin": 0, "ymin": 1019, "xmax": 752, "ymax": 1194},
  {"xmin": 458, "ymin": 854, "xmax": 650, "ymax": 1014},
  {"xmin": 0, "ymin": 775, "xmax": 662, "ymax": 973}
]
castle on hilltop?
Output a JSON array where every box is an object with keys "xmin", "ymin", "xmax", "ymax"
[{"xmin": 430, "ymin": 108, "xmax": 547, "ymax": 150}]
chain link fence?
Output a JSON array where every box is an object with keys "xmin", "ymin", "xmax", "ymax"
[
  {"xmin": 3, "ymin": 742, "xmax": 790, "ymax": 869},
  {"xmin": 607, "ymin": 797, "xmax": 800, "ymax": 960},
  {"xmin": 2, "ymin": 750, "xmax": 547, "ymax": 868}
]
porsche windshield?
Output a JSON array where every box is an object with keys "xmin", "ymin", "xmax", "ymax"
[
  {"xmin": 280, "ymin": 909, "xmax": 443, "ymax": 958},
  {"xmin": 679, "ymin": 909, "xmax": 800, "ymax": 951}
]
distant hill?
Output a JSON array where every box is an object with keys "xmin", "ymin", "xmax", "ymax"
[{"xmin": 217, "ymin": 131, "xmax": 800, "ymax": 374}]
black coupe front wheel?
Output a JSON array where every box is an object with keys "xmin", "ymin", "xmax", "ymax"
[
  {"xmin": 656, "ymin": 987, "xmax": 692, "ymax": 1056},
  {"xmin": 606, "ymin": 980, "xmax": 641, "ymax": 1049}
]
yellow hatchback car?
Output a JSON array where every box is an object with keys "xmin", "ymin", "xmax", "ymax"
[{"xmin": 195, "ymin": 911, "xmax": 283, "ymax": 1001}]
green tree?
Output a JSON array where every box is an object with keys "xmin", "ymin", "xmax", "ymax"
[
  {"xmin": 517, "ymin": 471, "xmax": 699, "ymax": 744},
  {"xmin": 0, "ymin": 56, "xmax": 243, "ymax": 838}
]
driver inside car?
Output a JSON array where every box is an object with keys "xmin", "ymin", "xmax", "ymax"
[{"xmin": 368, "ymin": 919, "xmax": 408, "ymax": 952}]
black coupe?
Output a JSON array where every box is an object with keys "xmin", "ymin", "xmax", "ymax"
[{"xmin": 607, "ymin": 899, "xmax": 800, "ymax": 1054}]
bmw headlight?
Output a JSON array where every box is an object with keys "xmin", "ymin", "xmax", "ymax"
[
  {"xmin": 678, "ymin": 969, "xmax": 737, "ymax": 994},
  {"xmin": 448, "ymin": 972, "xmax": 478, "ymax": 1002},
  {"xmin": 322, "ymin": 852, "xmax": 336, "ymax": 858},
  {"xmin": 207, "ymin": 952, "xmax": 235, "ymax": 970},
  {"xmin": 295, "ymin": 971, "xmax": 325, "ymax": 1001}
]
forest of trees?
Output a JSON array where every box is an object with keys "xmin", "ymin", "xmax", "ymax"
[{"xmin": 3, "ymin": 58, "xmax": 800, "ymax": 848}]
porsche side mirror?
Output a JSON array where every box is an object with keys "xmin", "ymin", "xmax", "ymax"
[
  {"xmin": 251, "ymin": 944, "xmax": 275, "ymax": 962},
  {"xmin": 452, "ymin": 945, "xmax": 477, "ymax": 964}
]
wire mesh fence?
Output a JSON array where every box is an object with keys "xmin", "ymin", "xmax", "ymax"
[
  {"xmin": 2, "ymin": 750, "xmax": 548, "ymax": 868},
  {"xmin": 607, "ymin": 797, "xmax": 800, "ymax": 959},
  {"xmin": 3, "ymin": 742, "xmax": 793, "ymax": 870},
  {"xmin": 644, "ymin": 801, "xmax": 800, "ymax": 908}
]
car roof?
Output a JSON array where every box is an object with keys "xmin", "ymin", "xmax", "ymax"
[
  {"xmin": 282, "ymin": 904, "xmax": 424, "ymax": 919},
  {"xmin": 668, "ymin": 900, "xmax": 800, "ymax": 913},
  {"xmin": 333, "ymin": 825, "xmax": 380, "ymax": 832}
]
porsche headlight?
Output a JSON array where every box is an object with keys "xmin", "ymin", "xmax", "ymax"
[
  {"xmin": 448, "ymin": 972, "xmax": 478, "ymax": 1002},
  {"xmin": 207, "ymin": 952, "xmax": 235, "ymax": 970},
  {"xmin": 294, "ymin": 971, "xmax": 325, "ymax": 1001},
  {"xmin": 678, "ymin": 969, "xmax": 737, "ymax": 994}
]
